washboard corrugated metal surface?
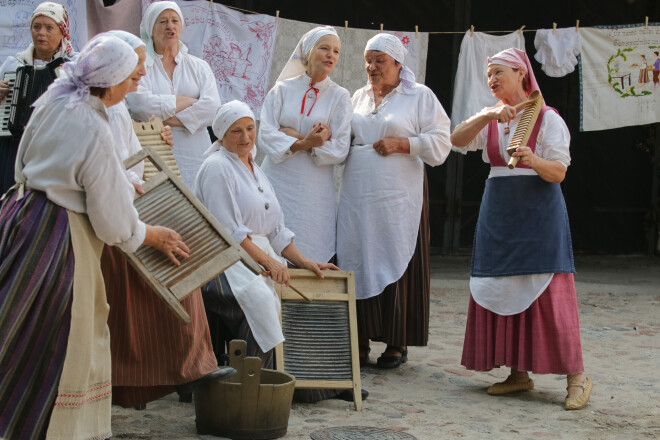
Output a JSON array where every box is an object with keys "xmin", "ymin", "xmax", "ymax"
[
  {"xmin": 274, "ymin": 269, "xmax": 362, "ymax": 411},
  {"xmin": 122, "ymin": 147, "xmax": 262, "ymax": 324},
  {"xmin": 132, "ymin": 118, "xmax": 180, "ymax": 179}
]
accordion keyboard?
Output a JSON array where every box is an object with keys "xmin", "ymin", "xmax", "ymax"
[{"xmin": 0, "ymin": 72, "xmax": 16, "ymax": 137}]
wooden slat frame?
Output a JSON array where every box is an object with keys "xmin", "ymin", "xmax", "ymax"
[
  {"xmin": 132, "ymin": 118, "xmax": 181, "ymax": 179},
  {"xmin": 121, "ymin": 147, "xmax": 262, "ymax": 324},
  {"xmin": 274, "ymin": 269, "xmax": 362, "ymax": 411}
]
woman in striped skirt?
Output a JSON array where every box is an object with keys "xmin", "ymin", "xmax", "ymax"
[{"xmin": 0, "ymin": 36, "xmax": 192, "ymax": 440}]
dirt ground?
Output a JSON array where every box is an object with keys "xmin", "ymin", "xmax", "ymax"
[{"xmin": 111, "ymin": 254, "xmax": 660, "ymax": 440}]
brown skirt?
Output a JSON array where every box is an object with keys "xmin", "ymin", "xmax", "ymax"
[{"xmin": 356, "ymin": 173, "xmax": 430, "ymax": 347}]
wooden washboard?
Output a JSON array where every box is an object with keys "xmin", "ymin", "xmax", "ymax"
[
  {"xmin": 122, "ymin": 147, "xmax": 262, "ymax": 324},
  {"xmin": 132, "ymin": 118, "xmax": 180, "ymax": 179},
  {"xmin": 274, "ymin": 269, "xmax": 362, "ymax": 411}
]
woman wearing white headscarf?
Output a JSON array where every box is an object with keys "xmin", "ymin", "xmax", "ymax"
[
  {"xmin": 259, "ymin": 26, "xmax": 352, "ymax": 264},
  {"xmin": 125, "ymin": 1, "xmax": 221, "ymax": 189},
  {"xmin": 0, "ymin": 1, "xmax": 76, "ymax": 194},
  {"xmin": 0, "ymin": 36, "xmax": 191, "ymax": 440},
  {"xmin": 97, "ymin": 31, "xmax": 231, "ymax": 410},
  {"xmin": 195, "ymin": 100, "xmax": 338, "ymax": 369},
  {"xmin": 337, "ymin": 33, "xmax": 452, "ymax": 369}
]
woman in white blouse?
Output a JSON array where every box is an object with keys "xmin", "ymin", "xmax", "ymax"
[
  {"xmin": 259, "ymin": 26, "xmax": 352, "ymax": 263},
  {"xmin": 195, "ymin": 100, "xmax": 337, "ymax": 367},
  {"xmin": 0, "ymin": 36, "xmax": 188, "ymax": 440},
  {"xmin": 337, "ymin": 33, "xmax": 452, "ymax": 370},
  {"xmin": 451, "ymin": 48, "xmax": 592, "ymax": 410},
  {"xmin": 125, "ymin": 1, "xmax": 221, "ymax": 188}
]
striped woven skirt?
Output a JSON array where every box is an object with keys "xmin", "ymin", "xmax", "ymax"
[
  {"xmin": 102, "ymin": 246, "xmax": 218, "ymax": 408},
  {"xmin": 461, "ymin": 273, "xmax": 584, "ymax": 374},
  {"xmin": 356, "ymin": 173, "xmax": 430, "ymax": 347},
  {"xmin": 0, "ymin": 189, "xmax": 74, "ymax": 440}
]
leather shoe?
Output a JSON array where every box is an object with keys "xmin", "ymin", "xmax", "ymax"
[
  {"xmin": 376, "ymin": 346, "xmax": 407, "ymax": 369},
  {"xmin": 333, "ymin": 388, "xmax": 369, "ymax": 402},
  {"xmin": 174, "ymin": 367, "xmax": 236, "ymax": 396}
]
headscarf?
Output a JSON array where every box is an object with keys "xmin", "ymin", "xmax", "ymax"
[
  {"xmin": 206, "ymin": 100, "xmax": 255, "ymax": 154},
  {"xmin": 140, "ymin": 1, "xmax": 186, "ymax": 66},
  {"xmin": 32, "ymin": 35, "xmax": 138, "ymax": 109},
  {"xmin": 487, "ymin": 48, "xmax": 540, "ymax": 96},
  {"xmin": 365, "ymin": 33, "xmax": 416, "ymax": 89},
  {"xmin": 16, "ymin": 1, "xmax": 75, "ymax": 64},
  {"xmin": 102, "ymin": 30, "xmax": 145, "ymax": 50},
  {"xmin": 276, "ymin": 26, "xmax": 339, "ymax": 83}
]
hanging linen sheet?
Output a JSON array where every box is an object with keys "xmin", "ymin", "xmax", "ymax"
[
  {"xmin": 87, "ymin": 0, "xmax": 142, "ymax": 38},
  {"xmin": 579, "ymin": 24, "xmax": 660, "ymax": 131},
  {"xmin": 142, "ymin": 0, "xmax": 278, "ymax": 117},
  {"xmin": 268, "ymin": 18, "xmax": 428, "ymax": 95},
  {"xmin": 0, "ymin": 0, "xmax": 87, "ymax": 66},
  {"xmin": 449, "ymin": 31, "xmax": 525, "ymax": 131}
]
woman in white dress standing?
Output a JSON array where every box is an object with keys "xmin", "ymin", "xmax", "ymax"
[
  {"xmin": 259, "ymin": 26, "xmax": 352, "ymax": 264},
  {"xmin": 125, "ymin": 1, "xmax": 220, "ymax": 188},
  {"xmin": 337, "ymin": 34, "xmax": 452, "ymax": 369}
]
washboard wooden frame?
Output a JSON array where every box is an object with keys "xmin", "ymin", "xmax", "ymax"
[
  {"xmin": 132, "ymin": 118, "xmax": 181, "ymax": 179},
  {"xmin": 122, "ymin": 147, "xmax": 262, "ymax": 324},
  {"xmin": 274, "ymin": 269, "xmax": 362, "ymax": 411}
]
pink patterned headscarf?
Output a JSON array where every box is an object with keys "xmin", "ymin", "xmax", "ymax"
[
  {"xmin": 30, "ymin": 2, "xmax": 74, "ymax": 58},
  {"xmin": 487, "ymin": 48, "xmax": 539, "ymax": 96}
]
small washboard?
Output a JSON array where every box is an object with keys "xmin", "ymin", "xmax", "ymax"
[
  {"xmin": 274, "ymin": 269, "xmax": 362, "ymax": 411},
  {"xmin": 0, "ymin": 72, "xmax": 16, "ymax": 137},
  {"xmin": 506, "ymin": 90, "xmax": 544, "ymax": 169},
  {"xmin": 122, "ymin": 147, "xmax": 262, "ymax": 323},
  {"xmin": 132, "ymin": 118, "xmax": 180, "ymax": 179}
]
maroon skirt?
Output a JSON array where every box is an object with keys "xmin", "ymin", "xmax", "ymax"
[{"xmin": 461, "ymin": 273, "xmax": 584, "ymax": 375}]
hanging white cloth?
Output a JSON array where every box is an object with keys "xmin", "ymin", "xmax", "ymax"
[
  {"xmin": 534, "ymin": 28, "xmax": 582, "ymax": 77},
  {"xmin": 450, "ymin": 30, "xmax": 525, "ymax": 130}
]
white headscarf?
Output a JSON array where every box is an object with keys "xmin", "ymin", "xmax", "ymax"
[
  {"xmin": 102, "ymin": 30, "xmax": 145, "ymax": 50},
  {"xmin": 33, "ymin": 35, "xmax": 138, "ymax": 109},
  {"xmin": 16, "ymin": 1, "xmax": 75, "ymax": 64},
  {"xmin": 276, "ymin": 26, "xmax": 339, "ymax": 83},
  {"xmin": 140, "ymin": 1, "xmax": 186, "ymax": 66},
  {"xmin": 365, "ymin": 33, "xmax": 416, "ymax": 89},
  {"xmin": 206, "ymin": 100, "xmax": 255, "ymax": 154}
]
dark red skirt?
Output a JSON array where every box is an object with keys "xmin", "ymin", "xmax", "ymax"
[
  {"xmin": 356, "ymin": 173, "xmax": 430, "ymax": 347},
  {"xmin": 461, "ymin": 273, "xmax": 584, "ymax": 375},
  {"xmin": 102, "ymin": 246, "xmax": 218, "ymax": 408}
]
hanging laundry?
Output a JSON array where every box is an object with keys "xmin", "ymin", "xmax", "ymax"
[
  {"xmin": 87, "ymin": 0, "xmax": 142, "ymax": 38},
  {"xmin": 534, "ymin": 28, "xmax": 581, "ymax": 77}
]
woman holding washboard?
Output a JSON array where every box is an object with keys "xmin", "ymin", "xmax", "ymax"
[{"xmin": 451, "ymin": 48, "xmax": 592, "ymax": 410}]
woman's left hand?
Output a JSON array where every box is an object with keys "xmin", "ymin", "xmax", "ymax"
[
  {"xmin": 160, "ymin": 125, "xmax": 173, "ymax": 146},
  {"xmin": 299, "ymin": 259, "xmax": 340, "ymax": 278},
  {"xmin": 373, "ymin": 137, "xmax": 410, "ymax": 156},
  {"xmin": 513, "ymin": 146, "xmax": 535, "ymax": 167}
]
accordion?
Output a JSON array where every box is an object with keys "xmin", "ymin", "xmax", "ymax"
[
  {"xmin": 0, "ymin": 72, "xmax": 16, "ymax": 137},
  {"xmin": 3, "ymin": 57, "xmax": 65, "ymax": 138}
]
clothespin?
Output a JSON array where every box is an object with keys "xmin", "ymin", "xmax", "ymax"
[
  {"xmin": 345, "ymin": 20, "xmax": 348, "ymax": 32},
  {"xmin": 576, "ymin": 20, "xmax": 580, "ymax": 32},
  {"xmin": 380, "ymin": 23, "xmax": 384, "ymax": 33},
  {"xmin": 415, "ymin": 25, "xmax": 419, "ymax": 38},
  {"xmin": 209, "ymin": 0, "xmax": 213, "ymax": 8},
  {"xmin": 470, "ymin": 25, "xmax": 474, "ymax": 36},
  {"xmin": 275, "ymin": 10, "xmax": 279, "ymax": 22},
  {"xmin": 518, "ymin": 25, "xmax": 525, "ymax": 34},
  {"xmin": 645, "ymin": 16, "xmax": 649, "ymax": 29},
  {"xmin": 552, "ymin": 22, "xmax": 557, "ymax": 34}
]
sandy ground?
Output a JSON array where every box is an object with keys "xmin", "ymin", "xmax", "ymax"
[{"xmin": 111, "ymin": 255, "xmax": 660, "ymax": 440}]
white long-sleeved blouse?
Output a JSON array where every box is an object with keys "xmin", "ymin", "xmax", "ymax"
[
  {"xmin": 107, "ymin": 100, "xmax": 144, "ymax": 184},
  {"xmin": 337, "ymin": 82, "xmax": 452, "ymax": 300},
  {"xmin": 125, "ymin": 47, "xmax": 220, "ymax": 188},
  {"xmin": 15, "ymin": 95, "xmax": 145, "ymax": 253},
  {"xmin": 193, "ymin": 147, "xmax": 295, "ymax": 256},
  {"xmin": 259, "ymin": 74, "xmax": 352, "ymax": 262}
]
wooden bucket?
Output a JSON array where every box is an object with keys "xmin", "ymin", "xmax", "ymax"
[{"xmin": 195, "ymin": 340, "xmax": 296, "ymax": 439}]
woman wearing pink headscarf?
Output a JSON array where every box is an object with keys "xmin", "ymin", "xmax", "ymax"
[{"xmin": 451, "ymin": 48, "xmax": 593, "ymax": 410}]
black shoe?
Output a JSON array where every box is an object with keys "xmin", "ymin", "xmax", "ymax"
[
  {"xmin": 376, "ymin": 346, "xmax": 408, "ymax": 369},
  {"xmin": 134, "ymin": 403, "xmax": 147, "ymax": 410},
  {"xmin": 174, "ymin": 367, "xmax": 236, "ymax": 396},
  {"xmin": 333, "ymin": 388, "xmax": 369, "ymax": 402}
]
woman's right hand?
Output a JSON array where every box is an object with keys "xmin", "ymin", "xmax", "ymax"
[
  {"xmin": 0, "ymin": 81, "xmax": 9, "ymax": 101},
  {"xmin": 143, "ymin": 225, "xmax": 190, "ymax": 266},
  {"xmin": 263, "ymin": 256, "xmax": 290, "ymax": 286},
  {"xmin": 490, "ymin": 105, "xmax": 518, "ymax": 123}
]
